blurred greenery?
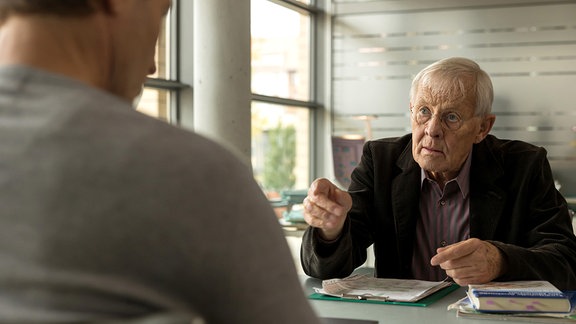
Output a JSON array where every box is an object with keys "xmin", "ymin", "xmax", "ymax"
[{"xmin": 263, "ymin": 124, "xmax": 296, "ymax": 192}]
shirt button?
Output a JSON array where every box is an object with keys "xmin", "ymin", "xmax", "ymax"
[
  {"xmin": 440, "ymin": 200, "xmax": 446, "ymax": 206},
  {"xmin": 440, "ymin": 240, "xmax": 447, "ymax": 247}
]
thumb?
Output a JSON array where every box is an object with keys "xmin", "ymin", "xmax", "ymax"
[
  {"xmin": 332, "ymin": 186, "xmax": 353, "ymax": 210},
  {"xmin": 310, "ymin": 178, "xmax": 335, "ymax": 196}
]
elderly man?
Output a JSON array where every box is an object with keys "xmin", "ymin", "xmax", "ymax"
[
  {"xmin": 301, "ymin": 57, "xmax": 576, "ymax": 290},
  {"xmin": 0, "ymin": 1, "xmax": 320, "ymax": 323}
]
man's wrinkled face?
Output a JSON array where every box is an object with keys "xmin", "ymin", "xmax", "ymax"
[{"xmin": 410, "ymin": 74, "xmax": 488, "ymax": 182}]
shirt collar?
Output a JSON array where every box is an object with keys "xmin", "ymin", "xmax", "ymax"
[{"xmin": 420, "ymin": 148, "xmax": 472, "ymax": 199}]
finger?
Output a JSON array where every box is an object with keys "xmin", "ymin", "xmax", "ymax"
[
  {"xmin": 450, "ymin": 272, "xmax": 484, "ymax": 286},
  {"xmin": 430, "ymin": 238, "xmax": 479, "ymax": 265},
  {"xmin": 303, "ymin": 197, "xmax": 342, "ymax": 229},
  {"xmin": 308, "ymin": 178, "xmax": 353, "ymax": 216},
  {"xmin": 447, "ymin": 267, "xmax": 492, "ymax": 286},
  {"xmin": 440, "ymin": 245, "xmax": 501, "ymax": 284},
  {"xmin": 307, "ymin": 191, "xmax": 350, "ymax": 218},
  {"xmin": 309, "ymin": 178, "xmax": 332, "ymax": 196},
  {"xmin": 332, "ymin": 187, "xmax": 353, "ymax": 211},
  {"xmin": 309, "ymin": 194, "xmax": 347, "ymax": 215},
  {"xmin": 442, "ymin": 257, "xmax": 489, "ymax": 284},
  {"xmin": 302, "ymin": 198, "xmax": 325, "ymax": 227}
]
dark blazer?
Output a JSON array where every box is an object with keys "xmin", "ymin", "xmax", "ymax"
[{"xmin": 301, "ymin": 134, "xmax": 576, "ymax": 290}]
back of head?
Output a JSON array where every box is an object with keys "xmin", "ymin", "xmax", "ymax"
[
  {"xmin": 0, "ymin": 0, "xmax": 168, "ymax": 102},
  {"xmin": 410, "ymin": 57, "xmax": 494, "ymax": 116}
]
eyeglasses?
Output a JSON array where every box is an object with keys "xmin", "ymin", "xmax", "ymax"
[{"xmin": 411, "ymin": 107, "xmax": 465, "ymax": 131}]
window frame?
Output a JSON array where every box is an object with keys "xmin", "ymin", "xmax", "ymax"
[
  {"xmin": 251, "ymin": 0, "xmax": 325, "ymax": 189},
  {"xmin": 141, "ymin": 0, "xmax": 190, "ymax": 124},
  {"xmin": 140, "ymin": 0, "xmax": 331, "ymax": 186}
]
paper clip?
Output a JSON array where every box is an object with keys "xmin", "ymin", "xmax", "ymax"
[{"xmin": 343, "ymin": 293, "xmax": 390, "ymax": 301}]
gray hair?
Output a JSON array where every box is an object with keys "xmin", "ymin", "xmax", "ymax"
[{"xmin": 409, "ymin": 57, "xmax": 494, "ymax": 116}]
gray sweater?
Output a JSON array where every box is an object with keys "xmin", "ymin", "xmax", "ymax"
[{"xmin": 0, "ymin": 66, "xmax": 319, "ymax": 324}]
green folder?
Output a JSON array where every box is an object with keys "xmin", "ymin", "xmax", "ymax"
[{"xmin": 309, "ymin": 283, "xmax": 460, "ymax": 307}]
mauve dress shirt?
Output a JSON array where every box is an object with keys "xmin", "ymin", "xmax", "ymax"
[{"xmin": 411, "ymin": 152, "xmax": 472, "ymax": 281}]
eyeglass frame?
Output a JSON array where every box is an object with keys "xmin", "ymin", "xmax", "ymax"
[{"xmin": 410, "ymin": 106, "xmax": 479, "ymax": 131}]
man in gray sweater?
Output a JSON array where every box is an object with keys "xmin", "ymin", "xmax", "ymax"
[{"xmin": 0, "ymin": 1, "xmax": 320, "ymax": 323}]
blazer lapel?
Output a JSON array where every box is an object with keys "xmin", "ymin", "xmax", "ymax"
[
  {"xmin": 391, "ymin": 140, "xmax": 421, "ymax": 266},
  {"xmin": 469, "ymin": 139, "xmax": 507, "ymax": 240}
]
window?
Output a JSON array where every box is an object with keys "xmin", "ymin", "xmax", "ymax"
[
  {"xmin": 251, "ymin": 0, "xmax": 317, "ymax": 199},
  {"xmin": 135, "ymin": 4, "xmax": 186, "ymax": 123},
  {"xmin": 134, "ymin": 0, "xmax": 323, "ymax": 200},
  {"xmin": 136, "ymin": 88, "xmax": 172, "ymax": 123},
  {"xmin": 251, "ymin": 0, "xmax": 311, "ymax": 101},
  {"xmin": 251, "ymin": 102, "xmax": 311, "ymax": 194}
]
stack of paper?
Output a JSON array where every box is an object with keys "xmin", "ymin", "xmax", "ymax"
[
  {"xmin": 316, "ymin": 274, "xmax": 453, "ymax": 303},
  {"xmin": 448, "ymin": 295, "xmax": 576, "ymax": 323},
  {"xmin": 448, "ymin": 280, "xmax": 576, "ymax": 323}
]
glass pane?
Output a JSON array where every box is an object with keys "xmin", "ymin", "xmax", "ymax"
[
  {"xmin": 137, "ymin": 9, "xmax": 172, "ymax": 122},
  {"xmin": 252, "ymin": 102, "xmax": 310, "ymax": 198},
  {"xmin": 150, "ymin": 14, "xmax": 171, "ymax": 79},
  {"xmin": 251, "ymin": 0, "xmax": 311, "ymax": 101},
  {"xmin": 135, "ymin": 88, "xmax": 171, "ymax": 123}
]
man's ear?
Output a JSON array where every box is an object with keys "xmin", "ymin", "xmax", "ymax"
[{"xmin": 474, "ymin": 114, "xmax": 496, "ymax": 143}]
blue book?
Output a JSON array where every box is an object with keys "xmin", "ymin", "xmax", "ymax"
[{"xmin": 467, "ymin": 281, "xmax": 572, "ymax": 313}]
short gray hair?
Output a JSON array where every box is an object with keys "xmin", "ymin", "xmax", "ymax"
[{"xmin": 409, "ymin": 57, "xmax": 494, "ymax": 116}]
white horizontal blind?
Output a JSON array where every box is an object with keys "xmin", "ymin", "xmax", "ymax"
[{"xmin": 331, "ymin": 1, "xmax": 576, "ymax": 195}]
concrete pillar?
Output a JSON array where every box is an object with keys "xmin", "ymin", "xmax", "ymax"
[{"xmin": 193, "ymin": 0, "xmax": 251, "ymax": 167}]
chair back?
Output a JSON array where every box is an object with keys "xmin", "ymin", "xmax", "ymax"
[{"xmin": 331, "ymin": 136, "xmax": 365, "ymax": 189}]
